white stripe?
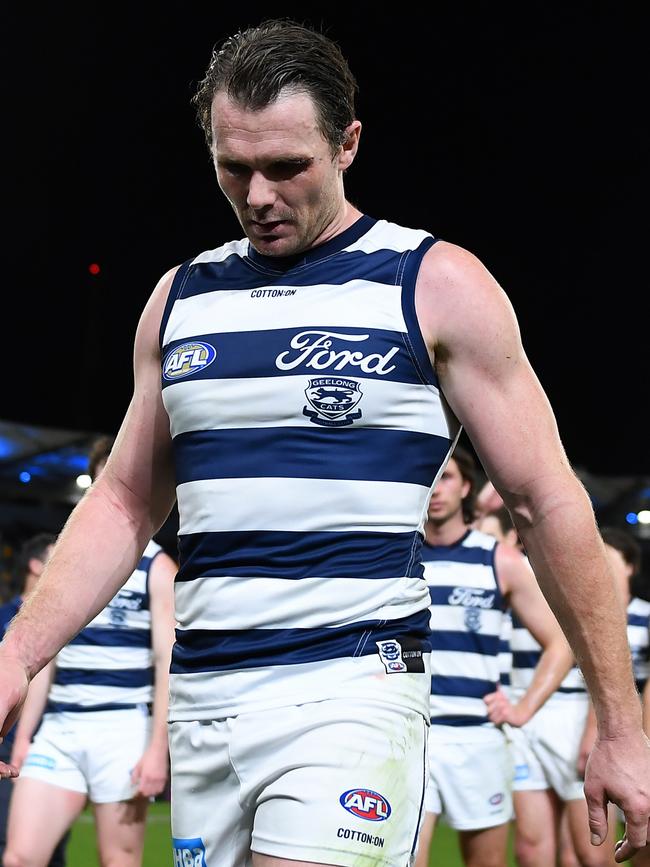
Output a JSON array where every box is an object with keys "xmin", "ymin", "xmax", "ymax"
[
  {"xmin": 430, "ymin": 650, "xmax": 501, "ymax": 680},
  {"xmin": 163, "ymin": 279, "xmax": 407, "ymax": 345},
  {"xmin": 176, "ymin": 477, "xmax": 431, "ymax": 535},
  {"xmin": 428, "ymin": 605, "xmax": 503, "ymax": 634},
  {"xmin": 429, "ymin": 695, "xmax": 491, "ymax": 719},
  {"xmin": 57, "ymin": 645, "xmax": 152, "ymax": 670},
  {"xmin": 510, "ymin": 628, "xmax": 542, "ymax": 652},
  {"xmin": 48, "ymin": 684, "xmax": 153, "ymax": 706},
  {"xmin": 163, "ymin": 375, "xmax": 451, "ymax": 438},
  {"xmin": 424, "ymin": 562, "xmax": 498, "ymax": 591},
  {"xmin": 191, "ymin": 239, "xmax": 248, "ymax": 265},
  {"xmin": 345, "ymin": 220, "xmax": 432, "ymax": 255},
  {"xmin": 168, "ymin": 653, "xmax": 431, "ymax": 720},
  {"xmin": 174, "ymin": 574, "xmax": 429, "ymax": 631}
]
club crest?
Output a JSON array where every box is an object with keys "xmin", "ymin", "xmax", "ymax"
[{"xmin": 303, "ymin": 377, "xmax": 363, "ymax": 427}]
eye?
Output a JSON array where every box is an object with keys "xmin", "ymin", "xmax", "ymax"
[{"xmin": 266, "ymin": 159, "xmax": 312, "ymax": 180}]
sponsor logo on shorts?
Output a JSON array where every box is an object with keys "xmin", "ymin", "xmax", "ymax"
[
  {"xmin": 23, "ymin": 754, "xmax": 56, "ymax": 770},
  {"xmin": 514, "ymin": 763, "xmax": 530, "ymax": 781},
  {"xmin": 163, "ymin": 342, "xmax": 216, "ymax": 381},
  {"xmin": 172, "ymin": 836, "xmax": 207, "ymax": 867},
  {"xmin": 337, "ymin": 827, "xmax": 385, "ymax": 847},
  {"xmin": 339, "ymin": 788, "xmax": 392, "ymax": 821},
  {"xmin": 489, "ymin": 792, "xmax": 504, "ymax": 805}
]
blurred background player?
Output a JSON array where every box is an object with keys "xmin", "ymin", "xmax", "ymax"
[
  {"xmin": 2, "ymin": 437, "xmax": 177, "ymax": 867},
  {"xmin": 475, "ymin": 481, "xmax": 622, "ymax": 867},
  {"xmin": 0, "ymin": 534, "xmax": 68, "ymax": 867},
  {"xmin": 414, "ymin": 445, "xmax": 572, "ymax": 867}
]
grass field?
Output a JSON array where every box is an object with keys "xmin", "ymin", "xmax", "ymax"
[{"xmin": 65, "ymin": 800, "xmax": 628, "ymax": 866}]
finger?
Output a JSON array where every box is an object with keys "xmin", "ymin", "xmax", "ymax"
[
  {"xmin": 0, "ymin": 762, "xmax": 18, "ymax": 780},
  {"xmin": 620, "ymin": 812, "xmax": 650, "ymax": 854},
  {"xmin": 585, "ymin": 789, "xmax": 608, "ymax": 846}
]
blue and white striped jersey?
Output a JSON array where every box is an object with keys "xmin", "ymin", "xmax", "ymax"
[
  {"xmin": 422, "ymin": 529, "xmax": 507, "ymax": 726},
  {"xmin": 47, "ymin": 540, "xmax": 161, "ymax": 713},
  {"xmin": 159, "ymin": 215, "xmax": 461, "ymax": 719},
  {"xmin": 510, "ymin": 614, "xmax": 586, "ymax": 702},
  {"xmin": 628, "ymin": 596, "xmax": 650, "ymax": 691}
]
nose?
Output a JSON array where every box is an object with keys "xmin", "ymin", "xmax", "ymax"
[{"xmin": 247, "ymin": 171, "xmax": 276, "ymax": 211}]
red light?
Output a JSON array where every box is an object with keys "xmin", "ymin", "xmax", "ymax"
[{"xmin": 88, "ymin": 263, "xmax": 101, "ymax": 275}]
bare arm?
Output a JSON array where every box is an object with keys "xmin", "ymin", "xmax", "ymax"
[
  {"xmin": 644, "ymin": 680, "xmax": 650, "ymax": 738},
  {"xmin": 9, "ymin": 660, "xmax": 55, "ymax": 771},
  {"xmin": 416, "ymin": 241, "xmax": 650, "ymax": 859},
  {"xmin": 485, "ymin": 543, "xmax": 573, "ymax": 726},
  {"xmin": 131, "ymin": 549, "xmax": 177, "ymax": 798},
  {"xmin": 0, "ymin": 267, "xmax": 179, "ymax": 744}
]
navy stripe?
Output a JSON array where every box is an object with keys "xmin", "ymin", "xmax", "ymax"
[
  {"xmin": 428, "ymin": 585, "xmax": 500, "ymax": 607},
  {"xmin": 500, "ymin": 674, "xmax": 511, "ymax": 685},
  {"xmin": 54, "ymin": 668, "xmax": 153, "ymax": 687},
  {"xmin": 429, "ymin": 630, "xmax": 500, "ymax": 655},
  {"xmin": 160, "ymin": 259, "xmax": 192, "ymax": 349},
  {"xmin": 512, "ymin": 650, "xmax": 541, "ymax": 669},
  {"xmin": 628, "ymin": 612, "xmax": 650, "ymax": 627},
  {"xmin": 170, "ymin": 610, "xmax": 431, "ymax": 673},
  {"xmin": 173, "ymin": 427, "xmax": 449, "ymax": 487},
  {"xmin": 45, "ymin": 701, "xmax": 143, "ymax": 713},
  {"xmin": 161, "ymin": 327, "xmax": 421, "ymax": 386},
  {"xmin": 430, "ymin": 715, "xmax": 490, "ymax": 726},
  {"xmin": 430, "ymin": 675, "xmax": 496, "ymax": 699},
  {"xmin": 423, "ymin": 546, "xmax": 495, "ymax": 566},
  {"xmin": 182, "ymin": 249, "xmax": 409, "ymax": 297},
  {"xmin": 556, "ymin": 686, "xmax": 587, "ymax": 694},
  {"xmin": 70, "ymin": 627, "xmax": 151, "ymax": 648},
  {"xmin": 176, "ymin": 530, "xmax": 424, "ymax": 582},
  {"xmin": 400, "ymin": 236, "xmax": 439, "ymax": 387}
]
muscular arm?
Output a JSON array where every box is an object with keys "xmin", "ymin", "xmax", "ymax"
[
  {"xmin": 485, "ymin": 543, "xmax": 573, "ymax": 726},
  {"xmin": 131, "ymin": 549, "xmax": 177, "ymax": 798},
  {"xmin": 0, "ymin": 267, "xmax": 179, "ymax": 741},
  {"xmin": 416, "ymin": 241, "xmax": 650, "ymax": 857}
]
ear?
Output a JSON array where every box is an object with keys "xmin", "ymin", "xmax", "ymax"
[
  {"xmin": 338, "ymin": 120, "xmax": 362, "ymax": 171},
  {"xmin": 28, "ymin": 555, "xmax": 45, "ymax": 577}
]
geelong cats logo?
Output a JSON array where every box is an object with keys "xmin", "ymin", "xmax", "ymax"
[{"xmin": 303, "ymin": 377, "xmax": 363, "ymax": 427}]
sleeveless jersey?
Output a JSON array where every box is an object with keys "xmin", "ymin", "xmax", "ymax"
[
  {"xmin": 159, "ymin": 215, "xmax": 461, "ymax": 720},
  {"xmin": 628, "ymin": 596, "xmax": 650, "ymax": 692},
  {"xmin": 422, "ymin": 528, "xmax": 507, "ymax": 726},
  {"xmin": 510, "ymin": 615, "xmax": 586, "ymax": 702},
  {"xmin": 47, "ymin": 540, "xmax": 161, "ymax": 713}
]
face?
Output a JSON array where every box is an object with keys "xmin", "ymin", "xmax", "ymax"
[
  {"xmin": 427, "ymin": 458, "xmax": 470, "ymax": 525},
  {"xmin": 211, "ymin": 89, "xmax": 357, "ymax": 256},
  {"xmin": 604, "ymin": 542, "xmax": 633, "ymax": 604}
]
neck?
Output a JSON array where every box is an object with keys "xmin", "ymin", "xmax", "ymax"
[{"xmin": 424, "ymin": 517, "xmax": 470, "ymax": 547}]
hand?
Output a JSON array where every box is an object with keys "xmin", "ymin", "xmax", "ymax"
[
  {"xmin": 484, "ymin": 687, "xmax": 531, "ymax": 727},
  {"xmin": 584, "ymin": 728, "xmax": 650, "ymax": 863},
  {"xmin": 130, "ymin": 743, "xmax": 169, "ymax": 799}
]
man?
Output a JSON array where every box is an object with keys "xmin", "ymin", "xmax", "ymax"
[
  {"xmin": 0, "ymin": 534, "xmax": 68, "ymax": 867},
  {"xmin": 0, "ymin": 18, "xmax": 648, "ymax": 867},
  {"xmin": 2, "ymin": 437, "xmax": 177, "ymax": 867},
  {"xmin": 414, "ymin": 446, "xmax": 572, "ymax": 867}
]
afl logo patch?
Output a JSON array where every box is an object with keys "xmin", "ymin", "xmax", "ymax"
[
  {"xmin": 163, "ymin": 341, "xmax": 216, "ymax": 381},
  {"xmin": 339, "ymin": 789, "xmax": 392, "ymax": 822}
]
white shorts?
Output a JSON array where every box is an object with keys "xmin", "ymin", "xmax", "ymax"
[
  {"xmin": 20, "ymin": 706, "xmax": 152, "ymax": 803},
  {"xmin": 423, "ymin": 724, "xmax": 513, "ymax": 831},
  {"xmin": 510, "ymin": 696, "xmax": 589, "ymax": 802},
  {"xmin": 170, "ymin": 698, "xmax": 428, "ymax": 867}
]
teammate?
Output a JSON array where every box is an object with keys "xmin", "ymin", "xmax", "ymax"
[
  {"xmin": 1, "ymin": 18, "xmax": 649, "ymax": 867},
  {"xmin": 414, "ymin": 446, "xmax": 572, "ymax": 867},
  {"xmin": 2, "ymin": 438, "xmax": 177, "ymax": 867},
  {"xmin": 0, "ymin": 535, "xmax": 68, "ymax": 867}
]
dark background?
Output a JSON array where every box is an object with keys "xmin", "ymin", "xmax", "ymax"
[{"xmin": 4, "ymin": 3, "xmax": 647, "ymax": 477}]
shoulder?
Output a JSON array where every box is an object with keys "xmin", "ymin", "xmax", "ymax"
[{"xmin": 494, "ymin": 541, "xmax": 532, "ymax": 592}]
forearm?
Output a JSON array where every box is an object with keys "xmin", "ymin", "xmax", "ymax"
[
  {"xmin": 12, "ymin": 662, "xmax": 53, "ymax": 744},
  {"xmin": 1, "ymin": 482, "xmax": 155, "ymax": 679},
  {"xmin": 149, "ymin": 656, "xmax": 171, "ymax": 752},
  {"xmin": 513, "ymin": 486, "xmax": 640, "ymax": 735},
  {"xmin": 515, "ymin": 640, "xmax": 572, "ymax": 722}
]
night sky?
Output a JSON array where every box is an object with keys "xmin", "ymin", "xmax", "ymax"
[{"xmin": 5, "ymin": 4, "xmax": 646, "ymax": 476}]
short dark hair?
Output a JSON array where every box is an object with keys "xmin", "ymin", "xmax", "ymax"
[
  {"xmin": 488, "ymin": 506, "xmax": 517, "ymax": 539},
  {"xmin": 192, "ymin": 18, "xmax": 358, "ymax": 154},
  {"xmin": 88, "ymin": 435, "xmax": 115, "ymax": 481},
  {"xmin": 449, "ymin": 444, "xmax": 478, "ymax": 525},
  {"xmin": 600, "ymin": 526, "xmax": 642, "ymax": 575},
  {"xmin": 13, "ymin": 532, "xmax": 57, "ymax": 593}
]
